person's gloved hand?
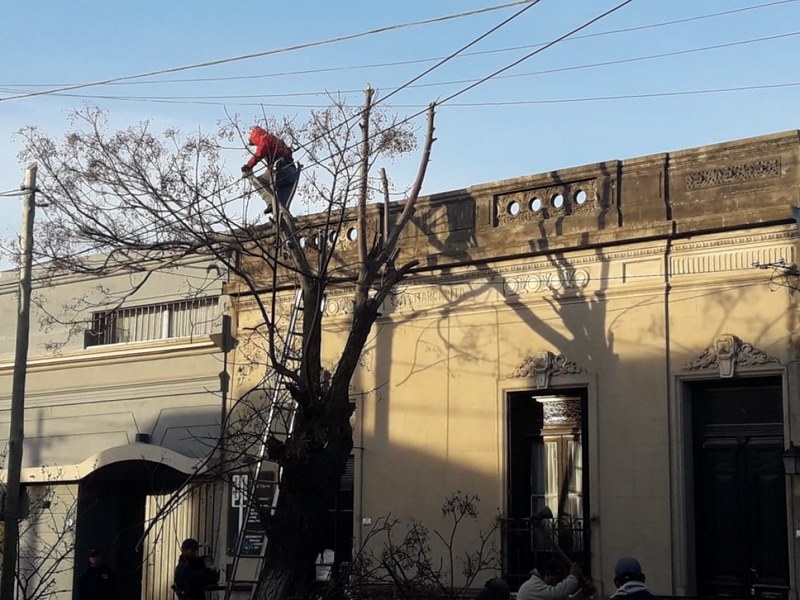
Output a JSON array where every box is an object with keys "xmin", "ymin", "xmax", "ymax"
[{"xmin": 241, "ymin": 165, "xmax": 253, "ymax": 176}]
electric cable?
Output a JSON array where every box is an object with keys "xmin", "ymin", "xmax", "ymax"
[
  {"xmin": 1, "ymin": 0, "xmax": 794, "ymax": 90},
  {"xmin": 0, "ymin": 0, "xmax": 539, "ymax": 102},
  {"xmin": 19, "ymin": 30, "xmax": 799, "ymax": 103}
]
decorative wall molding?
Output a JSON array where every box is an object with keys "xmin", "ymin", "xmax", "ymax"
[
  {"xmin": 683, "ymin": 334, "xmax": 780, "ymax": 378},
  {"xmin": 232, "ymin": 231, "xmax": 796, "ymax": 313},
  {"xmin": 503, "ymin": 269, "xmax": 590, "ymax": 296},
  {"xmin": 670, "ymin": 245, "xmax": 795, "ymax": 276},
  {"xmin": 494, "ymin": 179, "xmax": 599, "ymax": 226},
  {"xmin": 670, "ymin": 229, "xmax": 795, "ymax": 253},
  {"xmin": 510, "ymin": 351, "xmax": 587, "ymax": 389},
  {"xmin": 684, "ymin": 158, "xmax": 781, "ymax": 191},
  {"xmin": 537, "ymin": 396, "xmax": 582, "ymax": 428}
]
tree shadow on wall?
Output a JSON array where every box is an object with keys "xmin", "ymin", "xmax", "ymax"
[{"xmin": 369, "ymin": 190, "xmax": 619, "ymax": 446}]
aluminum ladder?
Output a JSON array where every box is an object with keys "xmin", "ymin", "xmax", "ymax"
[{"xmin": 224, "ymin": 287, "xmax": 305, "ymax": 600}]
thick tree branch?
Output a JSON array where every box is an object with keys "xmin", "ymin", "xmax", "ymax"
[{"xmin": 357, "ymin": 85, "xmax": 373, "ymax": 267}]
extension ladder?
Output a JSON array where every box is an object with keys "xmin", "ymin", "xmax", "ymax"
[{"xmin": 224, "ymin": 287, "xmax": 305, "ymax": 600}]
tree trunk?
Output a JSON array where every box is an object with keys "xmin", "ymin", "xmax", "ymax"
[
  {"xmin": 256, "ymin": 528, "xmax": 319, "ymax": 599},
  {"xmin": 257, "ymin": 387, "xmax": 354, "ymax": 599}
]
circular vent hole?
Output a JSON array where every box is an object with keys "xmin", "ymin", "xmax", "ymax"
[
  {"xmin": 347, "ymin": 227, "xmax": 358, "ymax": 241},
  {"xmin": 552, "ymin": 194, "xmax": 564, "ymax": 209},
  {"xmin": 575, "ymin": 190, "xmax": 588, "ymax": 205},
  {"xmin": 508, "ymin": 200, "xmax": 520, "ymax": 216},
  {"xmin": 529, "ymin": 197, "xmax": 543, "ymax": 212}
]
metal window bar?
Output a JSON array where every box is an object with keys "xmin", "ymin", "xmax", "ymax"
[
  {"xmin": 501, "ymin": 516, "xmax": 588, "ymax": 589},
  {"xmin": 87, "ymin": 297, "xmax": 219, "ymax": 346},
  {"xmin": 225, "ymin": 288, "xmax": 308, "ymax": 600}
]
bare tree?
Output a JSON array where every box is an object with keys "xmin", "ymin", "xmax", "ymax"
[
  {"xmin": 0, "ymin": 482, "xmax": 78, "ymax": 600},
  {"xmin": 341, "ymin": 492, "xmax": 499, "ymax": 600},
  {"xmin": 17, "ymin": 88, "xmax": 437, "ymax": 599}
]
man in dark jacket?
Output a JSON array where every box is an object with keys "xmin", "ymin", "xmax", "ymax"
[
  {"xmin": 241, "ymin": 125, "xmax": 300, "ymax": 213},
  {"xmin": 78, "ymin": 550, "xmax": 117, "ymax": 600},
  {"xmin": 610, "ymin": 557, "xmax": 658, "ymax": 600},
  {"xmin": 475, "ymin": 577, "xmax": 511, "ymax": 600},
  {"xmin": 173, "ymin": 538, "xmax": 220, "ymax": 600}
]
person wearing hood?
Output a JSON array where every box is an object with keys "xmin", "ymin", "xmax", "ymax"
[
  {"xmin": 517, "ymin": 559, "xmax": 583, "ymax": 600},
  {"xmin": 610, "ymin": 557, "xmax": 658, "ymax": 600},
  {"xmin": 241, "ymin": 126, "xmax": 300, "ymax": 213}
]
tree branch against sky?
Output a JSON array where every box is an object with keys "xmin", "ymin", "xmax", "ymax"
[{"xmin": 16, "ymin": 86, "xmax": 437, "ymax": 599}]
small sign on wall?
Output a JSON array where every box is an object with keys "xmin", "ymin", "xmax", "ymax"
[{"xmin": 226, "ymin": 471, "xmax": 276, "ymax": 556}]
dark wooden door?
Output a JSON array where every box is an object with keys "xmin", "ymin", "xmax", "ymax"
[{"xmin": 693, "ymin": 378, "xmax": 789, "ymax": 598}]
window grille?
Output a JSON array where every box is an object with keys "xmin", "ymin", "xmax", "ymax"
[{"xmin": 86, "ymin": 297, "xmax": 219, "ymax": 346}]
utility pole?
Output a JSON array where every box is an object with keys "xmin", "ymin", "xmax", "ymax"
[{"xmin": 1, "ymin": 164, "xmax": 37, "ymax": 599}]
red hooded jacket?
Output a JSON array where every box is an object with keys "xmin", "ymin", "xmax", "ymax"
[{"xmin": 245, "ymin": 126, "xmax": 293, "ymax": 169}]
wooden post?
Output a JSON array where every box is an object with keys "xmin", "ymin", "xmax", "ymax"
[{"xmin": 1, "ymin": 164, "xmax": 37, "ymax": 599}]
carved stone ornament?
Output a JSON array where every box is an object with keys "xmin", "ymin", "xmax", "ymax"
[
  {"xmin": 537, "ymin": 396, "xmax": 582, "ymax": 428},
  {"xmin": 683, "ymin": 334, "xmax": 780, "ymax": 378},
  {"xmin": 510, "ymin": 351, "xmax": 587, "ymax": 389}
]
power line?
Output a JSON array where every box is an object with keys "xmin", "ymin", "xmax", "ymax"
[
  {"xmin": 24, "ymin": 30, "xmax": 800, "ymax": 103},
  {"xmin": 45, "ymin": 79, "xmax": 799, "ymax": 110},
  {"xmin": 439, "ymin": 0, "xmax": 630, "ymax": 105},
  {"xmin": 2, "ymin": 0, "xmax": 795, "ymax": 90},
  {"xmin": 444, "ymin": 81, "xmax": 800, "ymax": 105},
  {"xmin": 0, "ymin": 0, "xmax": 538, "ymax": 102},
  {"xmin": 210, "ymin": 0, "xmax": 642, "ymax": 210},
  {"xmin": 163, "ymin": 0, "xmax": 548, "ymax": 205},
  {"xmin": 6, "ymin": 0, "xmax": 642, "ymax": 265}
]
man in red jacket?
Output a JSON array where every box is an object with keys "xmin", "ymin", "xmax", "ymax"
[{"xmin": 241, "ymin": 126, "xmax": 300, "ymax": 213}]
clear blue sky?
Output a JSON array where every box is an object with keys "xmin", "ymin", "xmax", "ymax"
[{"xmin": 1, "ymin": 0, "xmax": 799, "ymax": 238}]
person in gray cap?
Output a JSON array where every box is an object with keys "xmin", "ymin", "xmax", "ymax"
[
  {"xmin": 173, "ymin": 538, "xmax": 219, "ymax": 600},
  {"xmin": 610, "ymin": 557, "xmax": 657, "ymax": 600}
]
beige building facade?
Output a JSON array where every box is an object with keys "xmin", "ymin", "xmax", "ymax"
[
  {"xmin": 231, "ymin": 130, "xmax": 800, "ymax": 599},
  {"xmin": 1, "ymin": 130, "xmax": 797, "ymax": 600},
  {"xmin": 0, "ymin": 259, "xmax": 228, "ymax": 600}
]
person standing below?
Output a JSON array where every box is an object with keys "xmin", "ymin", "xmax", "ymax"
[
  {"xmin": 241, "ymin": 126, "xmax": 300, "ymax": 213},
  {"xmin": 610, "ymin": 557, "xmax": 658, "ymax": 600},
  {"xmin": 475, "ymin": 577, "xmax": 511, "ymax": 600},
  {"xmin": 78, "ymin": 549, "xmax": 117, "ymax": 600},
  {"xmin": 173, "ymin": 538, "xmax": 220, "ymax": 600},
  {"xmin": 517, "ymin": 559, "xmax": 583, "ymax": 600}
]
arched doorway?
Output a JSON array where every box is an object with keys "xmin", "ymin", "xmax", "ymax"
[{"xmin": 71, "ymin": 446, "xmax": 199, "ymax": 600}]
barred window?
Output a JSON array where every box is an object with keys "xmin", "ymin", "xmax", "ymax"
[{"xmin": 86, "ymin": 297, "xmax": 219, "ymax": 346}]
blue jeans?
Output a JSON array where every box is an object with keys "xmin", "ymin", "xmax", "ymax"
[{"xmin": 261, "ymin": 161, "xmax": 299, "ymax": 212}]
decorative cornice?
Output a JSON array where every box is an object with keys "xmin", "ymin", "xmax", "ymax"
[
  {"xmin": 232, "ymin": 231, "xmax": 796, "ymax": 313},
  {"xmin": 670, "ymin": 229, "xmax": 796, "ymax": 254},
  {"xmin": 510, "ymin": 351, "xmax": 587, "ymax": 389},
  {"xmin": 0, "ymin": 337, "xmax": 219, "ymax": 374},
  {"xmin": 683, "ymin": 334, "xmax": 780, "ymax": 378}
]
